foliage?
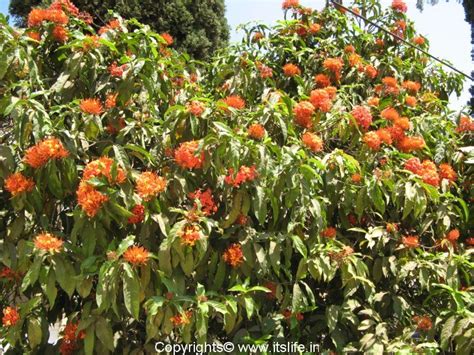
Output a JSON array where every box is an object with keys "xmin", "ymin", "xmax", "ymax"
[
  {"xmin": 8, "ymin": 0, "xmax": 230, "ymax": 60},
  {"xmin": 0, "ymin": 0, "xmax": 473, "ymax": 353}
]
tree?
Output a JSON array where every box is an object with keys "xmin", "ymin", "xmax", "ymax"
[{"xmin": 8, "ymin": 0, "xmax": 229, "ymax": 59}]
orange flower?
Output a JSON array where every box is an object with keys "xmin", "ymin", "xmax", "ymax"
[
  {"xmin": 344, "ymin": 45, "xmax": 355, "ymax": 53},
  {"xmin": 174, "ymin": 140, "xmax": 205, "ymax": 169},
  {"xmin": 224, "ymin": 166, "xmax": 258, "ymax": 187},
  {"xmin": 105, "ymin": 93, "xmax": 118, "ymax": 109},
  {"xmin": 348, "ymin": 53, "xmax": 361, "ymax": 67},
  {"xmin": 28, "ymin": 8, "xmax": 68, "ymax": 27},
  {"xmin": 365, "ymin": 65, "xmax": 378, "ymax": 79},
  {"xmin": 179, "ymin": 225, "xmax": 202, "ymax": 247},
  {"xmin": 123, "ymin": 245, "xmax": 150, "ymax": 266},
  {"xmin": 83, "ymin": 157, "xmax": 126, "ymax": 184},
  {"xmin": 391, "ymin": 0, "xmax": 408, "ymax": 12},
  {"xmin": 301, "ymin": 132, "xmax": 323, "ymax": 152},
  {"xmin": 248, "ymin": 123, "xmax": 266, "ymax": 140},
  {"xmin": 402, "ymin": 235, "xmax": 419, "ymax": 248},
  {"xmin": 386, "ymin": 223, "xmax": 399, "ymax": 233},
  {"xmin": 439, "ymin": 163, "xmax": 457, "ymax": 182},
  {"xmin": 128, "ymin": 204, "xmax": 145, "ymax": 224},
  {"xmin": 308, "ymin": 23, "xmax": 321, "ymax": 34},
  {"xmin": 413, "ymin": 36, "xmax": 425, "ymax": 45},
  {"xmin": 187, "ymin": 101, "xmax": 206, "ymax": 116},
  {"xmin": 403, "ymin": 80, "xmax": 421, "ymax": 94},
  {"xmin": 82, "ymin": 35, "xmax": 100, "ymax": 51},
  {"xmin": 108, "ymin": 62, "xmax": 127, "ymax": 77},
  {"xmin": 321, "ymin": 227, "xmax": 337, "ymax": 239},
  {"xmin": 351, "ymin": 106, "xmax": 372, "ymax": 131},
  {"xmin": 293, "ymin": 101, "xmax": 315, "ymax": 128},
  {"xmin": 367, "ymin": 97, "xmax": 379, "ymax": 107},
  {"xmin": 381, "ymin": 107, "xmax": 400, "ymax": 121},
  {"xmin": 252, "ymin": 32, "xmax": 264, "ymax": 42},
  {"xmin": 282, "ymin": 0, "xmax": 300, "ymax": 10},
  {"xmin": 405, "ymin": 95, "xmax": 417, "ymax": 107},
  {"xmin": 387, "ymin": 125, "xmax": 406, "ymax": 143},
  {"xmin": 283, "ymin": 63, "xmax": 301, "ymax": 77},
  {"xmin": 456, "ymin": 115, "xmax": 474, "ymax": 133},
  {"xmin": 189, "ymin": 188, "xmax": 217, "ymax": 215},
  {"xmin": 382, "ymin": 77, "xmax": 400, "ymax": 95},
  {"xmin": 79, "ymin": 98, "xmax": 103, "ymax": 115},
  {"xmin": 236, "ymin": 214, "xmax": 248, "ymax": 226},
  {"xmin": 394, "ymin": 117, "xmax": 410, "ymax": 131},
  {"xmin": 257, "ymin": 62, "xmax": 273, "ymax": 78},
  {"xmin": 323, "ymin": 58, "xmax": 344, "ymax": 78},
  {"xmin": 446, "ymin": 229, "xmax": 460, "ymax": 243},
  {"xmin": 222, "ymin": 95, "xmax": 246, "ymax": 110},
  {"xmin": 98, "ymin": 18, "xmax": 121, "ymax": 34},
  {"xmin": 0, "ymin": 267, "xmax": 19, "ymax": 281},
  {"xmin": 160, "ymin": 32, "xmax": 174, "ymax": 46},
  {"xmin": 4, "ymin": 173, "xmax": 35, "ymax": 196},
  {"xmin": 76, "ymin": 181, "xmax": 109, "ymax": 217},
  {"xmin": 34, "ymin": 232, "xmax": 63, "ymax": 253},
  {"xmin": 2, "ymin": 307, "xmax": 20, "ymax": 327},
  {"xmin": 413, "ymin": 315, "xmax": 432, "ymax": 331},
  {"xmin": 52, "ymin": 25, "xmax": 68, "ymax": 42},
  {"xmin": 135, "ymin": 172, "xmax": 167, "ymax": 201},
  {"xmin": 376, "ymin": 128, "xmax": 393, "ymax": 145},
  {"xmin": 62, "ymin": 322, "xmax": 86, "ymax": 342},
  {"xmin": 310, "ymin": 89, "xmax": 332, "ymax": 113},
  {"xmin": 404, "ymin": 157, "xmax": 422, "ymax": 174},
  {"xmin": 351, "ymin": 173, "xmax": 362, "ymax": 183},
  {"xmin": 363, "ymin": 131, "xmax": 382, "ymax": 151},
  {"xmin": 397, "ymin": 136, "xmax": 425, "ymax": 153},
  {"xmin": 314, "ymin": 74, "xmax": 331, "ymax": 88},
  {"xmin": 27, "ymin": 31, "xmax": 41, "ymax": 41},
  {"xmin": 170, "ymin": 310, "xmax": 193, "ymax": 327},
  {"xmin": 223, "ymin": 243, "xmax": 244, "ymax": 267},
  {"xmin": 24, "ymin": 137, "xmax": 69, "ymax": 168}
]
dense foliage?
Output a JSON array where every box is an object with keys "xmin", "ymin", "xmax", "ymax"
[
  {"xmin": 8, "ymin": 0, "xmax": 230, "ymax": 60},
  {"xmin": 0, "ymin": 0, "xmax": 473, "ymax": 353}
]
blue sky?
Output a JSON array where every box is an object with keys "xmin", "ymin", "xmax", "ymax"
[{"xmin": 0, "ymin": 0, "xmax": 471, "ymax": 108}]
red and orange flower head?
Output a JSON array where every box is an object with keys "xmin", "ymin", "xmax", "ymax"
[
  {"xmin": 351, "ymin": 173, "xmax": 362, "ymax": 183},
  {"xmin": 391, "ymin": 0, "xmax": 408, "ymax": 13},
  {"xmin": 439, "ymin": 163, "xmax": 457, "ymax": 183},
  {"xmin": 128, "ymin": 204, "xmax": 145, "ymax": 224},
  {"xmin": 348, "ymin": 53, "xmax": 361, "ymax": 67},
  {"xmin": 252, "ymin": 31, "xmax": 264, "ymax": 42},
  {"xmin": 49, "ymin": 0, "xmax": 80, "ymax": 16},
  {"xmin": 405, "ymin": 95, "xmax": 417, "ymax": 107},
  {"xmin": 365, "ymin": 65, "xmax": 378, "ymax": 79},
  {"xmin": 27, "ymin": 31, "xmax": 41, "ymax": 41},
  {"xmin": 310, "ymin": 89, "xmax": 332, "ymax": 113},
  {"xmin": 83, "ymin": 157, "xmax": 126, "ymax": 184},
  {"xmin": 351, "ymin": 106, "xmax": 373, "ymax": 131},
  {"xmin": 76, "ymin": 181, "xmax": 109, "ymax": 217},
  {"xmin": 174, "ymin": 140, "xmax": 205, "ymax": 169},
  {"xmin": 135, "ymin": 172, "xmax": 167, "ymax": 201},
  {"xmin": 446, "ymin": 229, "xmax": 460, "ymax": 244},
  {"xmin": 222, "ymin": 95, "xmax": 246, "ymax": 110},
  {"xmin": 24, "ymin": 138, "xmax": 69, "ymax": 168},
  {"xmin": 248, "ymin": 123, "xmax": 266, "ymax": 140},
  {"xmin": 223, "ymin": 243, "xmax": 244, "ymax": 267},
  {"xmin": 123, "ymin": 245, "xmax": 150, "ymax": 266},
  {"xmin": 402, "ymin": 80, "xmax": 421, "ymax": 94},
  {"xmin": 402, "ymin": 235, "xmax": 419, "ymax": 248},
  {"xmin": 397, "ymin": 136, "xmax": 426, "ymax": 153},
  {"xmin": 160, "ymin": 32, "xmax": 174, "ymax": 46},
  {"xmin": 381, "ymin": 107, "xmax": 400, "ymax": 121},
  {"xmin": 187, "ymin": 100, "xmax": 206, "ymax": 116},
  {"xmin": 105, "ymin": 93, "xmax": 118, "ymax": 109},
  {"xmin": 321, "ymin": 227, "xmax": 337, "ymax": 239},
  {"xmin": 456, "ymin": 115, "xmax": 474, "ymax": 133},
  {"xmin": 179, "ymin": 225, "xmax": 202, "ymax": 247},
  {"xmin": 34, "ymin": 232, "xmax": 63, "ymax": 253},
  {"xmin": 413, "ymin": 36, "xmax": 425, "ymax": 45},
  {"xmin": 308, "ymin": 23, "xmax": 321, "ymax": 34},
  {"xmin": 98, "ymin": 18, "xmax": 121, "ymax": 34},
  {"xmin": 381, "ymin": 77, "xmax": 400, "ymax": 95},
  {"xmin": 80, "ymin": 98, "xmax": 103, "ymax": 115},
  {"xmin": 4, "ymin": 173, "xmax": 35, "ymax": 196},
  {"xmin": 108, "ymin": 62, "xmax": 127, "ymax": 77},
  {"xmin": 376, "ymin": 128, "xmax": 393, "ymax": 145},
  {"xmin": 293, "ymin": 101, "xmax": 315, "ymax": 129},
  {"xmin": 189, "ymin": 188, "xmax": 218, "ymax": 215},
  {"xmin": 344, "ymin": 45, "xmax": 355, "ymax": 54},
  {"xmin": 323, "ymin": 57, "xmax": 344, "ymax": 80},
  {"xmin": 413, "ymin": 315, "xmax": 432, "ymax": 331},
  {"xmin": 367, "ymin": 97, "xmax": 379, "ymax": 107},
  {"xmin": 283, "ymin": 63, "xmax": 301, "ymax": 77},
  {"xmin": 2, "ymin": 307, "xmax": 20, "ymax": 327},
  {"xmin": 301, "ymin": 132, "xmax": 323, "ymax": 152},
  {"xmin": 363, "ymin": 131, "xmax": 382, "ymax": 151},
  {"xmin": 404, "ymin": 157, "xmax": 422, "ymax": 174},
  {"xmin": 170, "ymin": 310, "xmax": 193, "ymax": 327},
  {"xmin": 52, "ymin": 25, "xmax": 68, "ymax": 42},
  {"xmin": 224, "ymin": 165, "xmax": 258, "ymax": 187},
  {"xmin": 28, "ymin": 8, "xmax": 69, "ymax": 28},
  {"xmin": 387, "ymin": 125, "xmax": 406, "ymax": 143},
  {"xmin": 282, "ymin": 0, "xmax": 300, "ymax": 10},
  {"xmin": 314, "ymin": 74, "xmax": 331, "ymax": 88}
]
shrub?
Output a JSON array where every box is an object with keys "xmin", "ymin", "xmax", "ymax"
[{"xmin": 0, "ymin": 0, "xmax": 473, "ymax": 353}]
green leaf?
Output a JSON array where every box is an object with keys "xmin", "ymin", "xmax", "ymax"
[
  {"xmin": 21, "ymin": 256, "xmax": 42, "ymax": 291},
  {"xmin": 96, "ymin": 317, "xmax": 115, "ymax": 351},
  {"xmin": 253, "ymin": 186, "xmax": 267, "ymax": 225},
  {"xmin": 123, "ymin": 263, "xmax": 140, "ymax": 319},
  {"xmin": 27, "ymin": 318, "xmax": 42, "ymax": 349},
  {"xmin": 84, "ymin": 324, "xmax": 95, "ymax": 355},
  {"xmin": 53, "ymin": 256, "xmax": 76, "ymax": 297},
  {"xmin": 290, "ymin": 234, "xmax": 307, "ymax": 258}
]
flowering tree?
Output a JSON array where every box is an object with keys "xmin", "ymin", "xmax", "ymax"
[{"xmin": 0, "ymin": 0, "xmax": 473, "ymax": 353}]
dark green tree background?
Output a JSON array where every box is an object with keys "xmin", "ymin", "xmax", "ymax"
[{"xmin": 9, "ymin": 0, "xmax": 230, "ymax": 59}]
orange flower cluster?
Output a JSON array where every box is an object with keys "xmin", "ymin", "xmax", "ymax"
[
  {"xmin": 397, "ymin": 136, "xmax": 425, "ymax": 153},
  {"xmin": 282, "ymin": 0, "xmax": 300, "ymax": 10},
  {"xmin": 59, "ymin": 322, "xmax": 86, "ymax": 355},
  {"xmin": 108, "ymin": 62, "xmax": 127, "ymax": 77},
  {"xmin": 252, "ymin": 32, "xmax": 264, "ymax": 42},
  {"xmin": 28, "ymin": 8, "xmax": 69, "ymax": 28},
  {"xmin": 160, "ymin": 33, "xmax": 174, "ymax": 46},
  {"xmin": 363, "ymin": 131, "xmax": 382, "ymax": 151},
  {"xmin": 405, "ymin": 95, "xmax": 417, "ymax": 107},
  {"xmin": 24, "ymin": 137, "xmax": 69, "ymax": 168},
  {"xmin": 282, "ymin": 309, "xmax": 304, "ymax": 321},
  {"xmin": 445, "ymin": 229, "xmax": 460, "ymax": 245},
  {"xmin": 402, "ymin": 235, "xmax": 419, "ymax": 248},
  {"xmin": 392, "ymin": 0, "xmax": 408, "ymax": 13},
  {"xmin": 309, "ymin": 88, "xmax": 335, "ymax": 113},
  {"xmin": 314, "ymin": 73, "xmax": 331, "ymax": 88},
  {"xmin": 34, "ymin": 232, "xmax": 64, "ymax": 253},
  {"xmin": 348, "ymin": 53, "xmax": 361, "ymax": 67},
  {"xmin": 83, "ymin": 157, "xmax": 126, "ymax": 184},
  {"xmin": 367, "ymin": 97, "xmax": 379, "ymax": 107},
  {"xmin": 76, "ymin": 181, "xmax": 109, "ymax": 217},
  {"xmin": 0, "ymin": 267, "xmax": 21, "ymax": 281},
  {"xmin": 123, "ymin": 245, "xmax": 150, "ymax": 266},
  {"xmin": 351, "ymin": 173, "xmax": 362, "ymax": 183},
  {"xmin": 135, "ymin": 172, "xmax": 167, "ymax": 201},
  {"xmin": 413, "ymin": 315, "xmax": 432, "ymax": 331},
  {"xmin": 27, "ymin": 31, "xmax": 41, "ymax": 41},
  {"xmin": 404, "ymin": 158, "xmax": 441, "ymax": 186},
  {"xmin": 98, "ymin": 19, "xmax": 120, "ymax": 35},
  {"xmin": 79, "ymin": 98, "xmax": 103, "ymax": 115},
  {"xmin": 456, "ymin": 115, "xmax": 474, "ymax": 133},
  {"xmin": 402, "ymin": 80, "xmax": 421, "ymax": 94},
  {"xmin": 4, "ymin": 173, "xmax": 35, "ymax": 196},
  {"xmin": 439, "ymin": 163, "xmax": 457, "ymax": 182},
  {"xmin": 321, "ymin": 227, "xmax": 337, "ymax": 239},
  {"xmin": 301, "ymin": 132, "xmax": 323, "ymax": 152},
  {"xmin": 413, "ymin": 36, "xmax": 425, "ymax": 45},
  {"xmin": 189, "ymin": 188, "xmax": 217, "ymax": 215},
  {"xmin": 257, "ymin": 62, "xmax": 273, "ymax": 79},
  {"xmin": 2, "ymin": 307, "xmax": 20, "ymax": 327},
  {"xmin": 293, "ymin": 101, "xmax": 315, "ymax": 128},
  {"xmin": 52, "ymin": 25, "xmax": 68, "ymax": 42},
  {"xmin": 128, "ymin": 204, "xmax": 145, "ymax": 224},
  {"xmin": 105, "ymin": 93, "xmax": 118, "ymax": 109},
  {"xmin": 248, "ymin": 123, "xmax": 266, "ymax": 140},
  {"xmin": 365, "ymin": 65, "xmax": 378, "ymax": 79},
  {"xmin": 224, "ymin": 165, "xmax": 258, "ymax": 187},
  {"xmin": 222, "ymin": 95, "xmax": 246, "ymax": 110},
  {"xmin": 351, "ymin": 106, "xmax": 372, "ymax": 131},
  {"xmin": 379, "ymin": 76, "xmax": 400, "ymax": 96},
  {"xmin": 170, "ymin": 310, "xmax": 193, "ymax": 327},
  {"xmin": 174, "ymin": 140, "xmax": 205, "ymax": 169},
  {"xmin": 179, "ymin": 225, "xmax": 202, "ymax": 246},
  {"xmin": 82, "ymin": 35, "xmax": 100, "ymax": 51},
  {"xmin": 323, "ymin": 57, "xmax": 344, "ymax": 80},
  {"xmin": 223, "ymin": 243, "xmax": 244, "ymax": 267},
  {"xmin": 283, "ymin": 63, "xmax": 301, "ymax": 77},
  {"xmin": 187, "ymin": 100, "xmax": 205, "ymax": 116}
]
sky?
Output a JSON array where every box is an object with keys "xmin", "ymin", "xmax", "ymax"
[{"xmin": 0, "ymin": 0, "xmax": 471, "ymax": 108}]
